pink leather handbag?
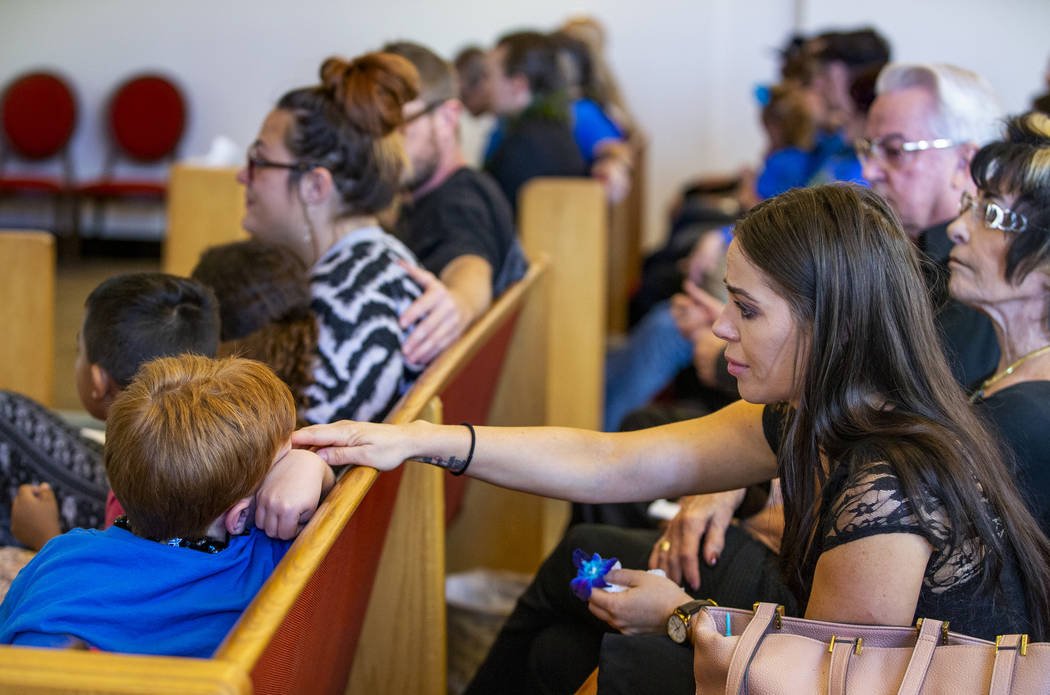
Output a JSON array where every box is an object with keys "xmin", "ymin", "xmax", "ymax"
[{"xmin": 691, "ymin": 602, "xmax": 1050, "ymax": 694}]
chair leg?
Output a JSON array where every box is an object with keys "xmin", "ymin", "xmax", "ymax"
[{"xmin": 58, "ymin": 191, "xmax": 81, "ymax": 259}]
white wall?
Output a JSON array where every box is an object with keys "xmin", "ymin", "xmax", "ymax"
[{"xmin": 1, "ymin": 0, "xmax": 1047, "ymax": 245}]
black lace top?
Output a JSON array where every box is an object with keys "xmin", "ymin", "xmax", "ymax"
[{"xmin": 762, "ymin": 404, "xmax": 1031, "ymax": 640}]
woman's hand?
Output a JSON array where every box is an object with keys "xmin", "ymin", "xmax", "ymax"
[
  {"xmin": 649, "ymin": 489, "xmax": 745, "ymax": 590},
  {"xmin": 292, "ymin": 421, "xmax": 418, "ymax": 470},
  {"xmin": 255, "ymin": 449, "xmax": 334, "ymax": 539},
  {"xmin": 587, "ymin": 569, "xmax": 692, "ymax": 635}
]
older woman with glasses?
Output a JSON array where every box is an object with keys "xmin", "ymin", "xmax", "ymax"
[
  {"xmin": 947, "ymin": 111, "xmax": 1050, "ymax": 533},
  {"xmin": 237, "ymin": 53, "xmax": 424, "ymax": 425}
]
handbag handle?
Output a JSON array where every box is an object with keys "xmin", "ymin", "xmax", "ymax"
[
  {"xmin": 896, "ymin": 617, "xmax": 947, "ymax": 695},
  {"xmin": 988, "ymin": 634, "xmax": 1025, "ymax": 695},
  {"xmin": 725, "ymin": 603, "xmax": 781, "ymax": 695}
]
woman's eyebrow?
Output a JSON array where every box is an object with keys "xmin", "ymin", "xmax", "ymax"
[{"xmin": 725, "ymin": 282, "xmax": 757, "ymax": 302}]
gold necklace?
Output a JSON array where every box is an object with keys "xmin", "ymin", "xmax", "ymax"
[{"xmin": 971, "ymin": 344, "xmax": 1050, "ymax": 401}]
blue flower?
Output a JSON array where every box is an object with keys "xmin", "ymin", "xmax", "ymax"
[{"xmin": 570, "ymin": 548, "xmax": 619, "ymax": 601}]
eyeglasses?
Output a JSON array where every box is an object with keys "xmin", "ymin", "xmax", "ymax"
[
  {"xmin": 245, "ymin": 152, "xmax": 315, "ymax": 183},
  {"xmin": 854, "ymin": 135, "xmax": 956, "ymax": 168},
  {"xmin": 401, "ymin": 99, "xmax": 447, "ymax": 127},
  {"xmin": 958, "ymin": 191, "xmax": 1028, "ymax": 233}
]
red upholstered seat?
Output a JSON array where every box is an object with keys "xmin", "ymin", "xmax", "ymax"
[
  {"xmin": 249, "ymin": 468, "xmax": 404, "ymax": 695},
  {"xmin": 440, "ymin": 309, "xmax": 522, "ymax": 523},
  {"xmin": 76, "ymin": 180, "xmax": 167, "ymax": 197},
  {"xmin": 0, "ymin": 177, "xmax": 65, "ymax": 194}
]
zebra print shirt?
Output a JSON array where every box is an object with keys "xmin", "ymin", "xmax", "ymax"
[{"xmin": 305, "ymin": 226, "xmax": 423, "ymax": 425}]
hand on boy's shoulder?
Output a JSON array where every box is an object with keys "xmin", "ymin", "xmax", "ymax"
[{"xmin": 255, "ymin": 449, "xmax": 334, "ymax": 540}]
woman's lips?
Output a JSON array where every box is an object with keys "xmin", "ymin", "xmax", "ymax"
[{"xmin": 725, "ymin": 356, "xmax": 748, "ymax": 376}]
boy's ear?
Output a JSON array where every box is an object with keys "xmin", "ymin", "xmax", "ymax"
[
  {"xmin": 90, "ymin": 365, "xmax": 119, "ymax": 403},
  {"xmin": 224, "ymin": 498, "xmax": 253, "ymax": 535}
]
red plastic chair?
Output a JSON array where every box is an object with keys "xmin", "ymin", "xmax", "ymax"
[
  {"xmin": 77, "ymin": 73, "xmax": 186, "ymax": 237},
  {"xmin": 0, "ymin": 71, "xmax": 78, "ymax": 235}
]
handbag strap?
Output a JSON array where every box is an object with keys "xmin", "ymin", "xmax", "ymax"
[
  {"xmin": 725, "ymin": 603, "xmax": 780, "ymax": 695},
  {"xmin": 827, "ymin": 638, "xmax": 860, "ymax": 695},
  {"xmin": 896, "ymin": 618, "xmax": 946, "ymax": 695},
  {"xmin": 988, "ymin": 634, "xmax": 1024, "ymax": 695}
]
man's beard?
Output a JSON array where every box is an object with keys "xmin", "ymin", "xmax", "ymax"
[{"xmin": 404, "ymin": 157, "xmax": 439, "ymax": 193}]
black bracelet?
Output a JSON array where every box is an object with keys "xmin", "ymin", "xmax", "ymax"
[{"xmin": 452, "ymin": 422, "xmax": 476, "ymax": 476}]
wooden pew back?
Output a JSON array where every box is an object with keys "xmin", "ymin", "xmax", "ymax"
[
  {"xmin": 162, "ymin": 164, "xmax": 246, "ymax": 277},
  {"xmin": 0, "ymin": 230, "xmax": 55, "ymax": 406},
  {"xmin": 447, "ymin": 178, "xmax": 606, "ymax": 575},
  {"xmin": 0, "ymin": 257, "xmax": 546, "ymax": 695},
  {"xmin": 606, "ymin": 136, "xmax": 646, "ymax": 335},
  {"xmin": 223, "ymin": 259, "xmax": 547, "ymax": 695}
]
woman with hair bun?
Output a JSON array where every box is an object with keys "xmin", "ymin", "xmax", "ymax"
[{"xmin": 237, "ymin": 52, "xmax": 424, "ymax": 424}]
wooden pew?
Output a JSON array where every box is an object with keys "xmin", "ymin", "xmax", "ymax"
[
  {"xmin": 606, "ymin": 137, "xmax": 646, "ymax": 336},
  {"xmin": 161, "ymin": 164, "xmax": 246, "ymax": 277},
  {"xmin": 345, "ymin": 258, "xmax": 547, "ymax": 694},
  {"xmin": 0, "ymin": 255, "xmax": 548, "ymax": 695},
  {"xmin": 0, "ymin": 230, "xmax": 55, "ymax": 406},
  {"xmin": 446, "ymin": 178, "xmax": 606, "ymax": 575}
]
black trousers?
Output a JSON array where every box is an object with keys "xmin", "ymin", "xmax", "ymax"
[{"xmin": 463, "ymin": 523, "xmax": 798, "ymax": 695}]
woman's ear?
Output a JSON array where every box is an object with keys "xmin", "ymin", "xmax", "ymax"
[{"xmin": 298, "ymin": 167, "xmax": 335, "ymax": 207}]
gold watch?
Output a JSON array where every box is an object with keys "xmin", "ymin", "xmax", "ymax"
[{"xmin": 666, "ymin": 598, "xmax": 715, "ymax": 644}]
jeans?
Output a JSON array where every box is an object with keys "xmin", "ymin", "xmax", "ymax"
[{"xmin": 604, "ymin": 301, "xmax": 693, "ymax": 432}]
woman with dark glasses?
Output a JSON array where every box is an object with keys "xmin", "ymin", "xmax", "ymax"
[
  {"xmin": 236, "ymin": 53, "xmax": 425, "ymax": 425},
  {"xmin": 948, "ymin": 111, "xmax": 1050, "ymax": 533}
]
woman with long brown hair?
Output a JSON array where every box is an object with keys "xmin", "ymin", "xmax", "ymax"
[{"xmin": 295, "ymin": 184, "xmax": 1050, "ymax": 694}]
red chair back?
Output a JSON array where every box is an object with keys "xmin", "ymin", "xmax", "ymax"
[
  {"xmin": 109, "ymin": 74, "xmax": 186, "ymax": 162},
  {"xmin": 1, "ymin": 72, "xmax": 76, "ymax": 160}
]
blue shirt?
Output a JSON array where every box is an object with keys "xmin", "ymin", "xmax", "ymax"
[
  {"xmin": 0, "ymin": 525, "xmax": 291, "ymax": 657},
  {"xmin": 483, "ymin": 99, "xmax": 624, "ymax": 168},
  {"xmin": 571, "ymin": 98, "xmax": 623, "ymax": 166}
]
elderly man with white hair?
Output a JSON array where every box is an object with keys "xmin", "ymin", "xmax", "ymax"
[{"xmin": 858, "ymin": 62, "xmax": 1004, "ymax": 386}]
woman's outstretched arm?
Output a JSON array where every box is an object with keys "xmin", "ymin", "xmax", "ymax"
[{"xmin": 292, "ymin": 399, "xmax": 778, "ymax": 504}]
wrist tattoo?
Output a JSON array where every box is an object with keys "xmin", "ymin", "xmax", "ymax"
[{"xmin": 416, "ymin": 455, "xmax": 468, "ymax": 474}]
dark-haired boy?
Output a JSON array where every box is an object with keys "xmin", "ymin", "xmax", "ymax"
[
  {"xmin": 0, "ymin": 355, "xmax": 333, "ymax": 656},
  {"xmin": 3, "ymin": 273, "xmax": 222, "ymax": 548}
]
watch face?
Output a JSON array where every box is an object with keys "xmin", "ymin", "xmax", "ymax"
[{"xmin": 667, "ymin": 613, "xmax": 688, "ymax": 644}]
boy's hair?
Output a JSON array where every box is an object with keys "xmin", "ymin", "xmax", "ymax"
[
  {"xmin": 84, "ymin": 273, "xmax": 220, "ymax": 388},
  {"xmin": 105, "ymin": 355, "xmax": 295, "ymax": 539}
]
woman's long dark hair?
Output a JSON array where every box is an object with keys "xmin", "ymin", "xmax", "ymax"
[
  {"xmin": 734, "ymin": 184, "xmax": 1050, "ymax": 638},
  {"xmin": 191, "ymin": 240, "xmax": 318, "ymax": 423}
]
